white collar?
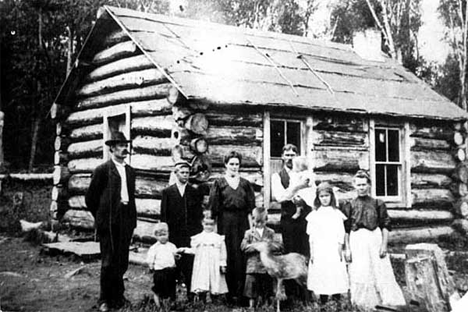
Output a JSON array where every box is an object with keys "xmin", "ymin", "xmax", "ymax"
[{"xmin": 112, "ymin": 158, "xmax": 126, "ymax": 168}]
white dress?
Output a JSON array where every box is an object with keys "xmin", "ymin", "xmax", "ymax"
[
  {"xmin": 306, "ymin": 206, "xmax": 349, "ymax": 295},
  {"xmin": 189, "ymin": 231, "xmax": 228, "ymax": 294}
]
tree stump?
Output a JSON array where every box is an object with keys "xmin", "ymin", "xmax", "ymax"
[{"xmin": 404, "ymin": 243, "xmax": 456, "ymax": 312}]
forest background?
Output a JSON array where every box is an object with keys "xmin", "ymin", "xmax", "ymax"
[{"xmin": 0, "ymin": 0, "xmax": 467, "ymax": 172}]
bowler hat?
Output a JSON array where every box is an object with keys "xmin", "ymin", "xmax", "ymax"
[{"xmin": 105, "ymin": 131, "xmax": 131, "ymax": 146}]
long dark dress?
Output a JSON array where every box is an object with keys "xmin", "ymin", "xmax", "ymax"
[{"xmin": 208, "ymin": 176, "xmax": 255, "ymax": 300}]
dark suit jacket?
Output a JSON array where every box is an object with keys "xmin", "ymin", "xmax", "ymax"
[
  {"xmin": 85, "ymin": 160, "xmax": 137, "ymax": 233},
  {"xmin": 160, "ymin": 183, "xmax": 203, "ymax": 247}
]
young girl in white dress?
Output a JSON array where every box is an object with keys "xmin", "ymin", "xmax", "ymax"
[
  {"xmin": 306, "ymin": 182, "xmax": 349, "ymax": 305},
  {"xmin": 181, "ymin": 215, "xmax": 228, "ymax": 302}
]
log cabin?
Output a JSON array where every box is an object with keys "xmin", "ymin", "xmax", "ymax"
[{"xmin": 51, "ymin": 6, "xmax": 468, "ymax": 244}]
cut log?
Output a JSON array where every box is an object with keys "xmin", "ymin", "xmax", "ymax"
[
  {"xmin": 132, "ymin": 115, "xmax": 175, "ymax": 137},
  {"xmin": 172, "ymin": 105, "xmax": 192, "ymax": 123},
  {"xmin": 411, "ymin": 150, "xmax": 456, "ymax": 174},
  {"xmin": 53, "ymin": 165, "xmax": 71, "ymax": 186},
  {"xmin": 205, "ymin": 126, "xmax": 263, "ymax": 145},
  {"xmin": 67, "ymin": 139, "xmax": 102, "ymax": 159},
  {"xmin": 68, "ymin": 158, "xmax": 104, "ymax": 173},
  {"xmin": 450, "ymin": 182, "xmax": 468, "ymax": 197},
  {"xmin": 313, "ymin": 130, "xmax": 367, "ymax": 147},
  {"xmin": 50, "ymin": 201, "xmax": 58, "ymax": 219},
  {"xmin": 411, "ymin": 173, "xmax": 452, "ymax": 189},
  {"xmin": 410, "ymin": 137, "xmax": 451, "ymax": 151},
  {"xmin": 56, "ymin": 123, "xmax": 62, "ymax": 136},
  {"xmin": 411, "ymin": 188, "xmax": 454, "ymax": 208},
  {"xmin": 50, "ymin": 103, "xmax": 70, "ymax": 120},
  {"xmin": 453, "ymin": 198, "xmax": 468, "ymax": 218},
  {"xmin": 167, "ymin": 85, "xmax": 187, "ymax": 105},
  {"xmin": 206, "ymin": 111, "xmax": 262, "ymax": 127},
  {"xmin": 54, "ymin": 151, "xmax": 68, "ymax": 165},
  {"xmin": 132, "ymin": 135, "xmax": 174, "ymax": 156},
  {"xmin": 314, "ymin": 148, "xmax": 369, "ymax": 172},
  {"xmin": 77, "ymin": 68, "xmax": 168, "ymax": 97},
  {"xmin": 86, "ymin": 54, "xmax": 154, "ymax": 82},
  {"xmin": 206, "ymin": 144, "xmax": 262, "ymax": 167},
  {"xmin": 313, "ymin": 115, "xmax": 367, "ymax": 133},
  {"xmin": 454, "ymin": 132, "xmax": 464, "ymax": 146},
  {"xmin": 452, "ymin": 219, "xmax": 468, "ymax": 234},
  {"xmin": 185, "ymin": 113, "xmax": 209, "ymax": 135},
  {"xmin": 453, "ymin": 163, "xmax": 468, "ymax": 183},
  {"xmin": 404, "ymin": 243, "xmax": 454, "ymax": 312},
  {"xmin": 51, "ymin": 185, "xmax": 67, "ymax": 201},
  {"xmin": 92, "ymin": 41, "xmax": 139, "ymax": 65},
  {"xmin": 54, "ymin": 136, "xmax": 70, "ymax": 152},
  {"xmin": 456, "ymin": 148, "xmax": 466, "ymax": 162},
  {"xmin": 62, "ymin": 209, "xmax": 95, "ymax": 230},
  {"xmin": 76, "ymin": 83, "xmax": 173, "ymax": 110},
  {"xmin": 389, "ymin": 225, "xmax": 454, "ymax": 244}
]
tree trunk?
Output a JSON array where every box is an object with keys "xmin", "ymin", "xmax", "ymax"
[
  {"xmin": 0, "ymin": 111, "xmax": 4, "ymax": 172},
  {"xmin": 28, "ymin": 117, "xmax": 40, "ymax": 172}
]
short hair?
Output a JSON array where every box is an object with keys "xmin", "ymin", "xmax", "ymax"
[
  {"xmin": 252, "ymin": 207, "xmax": 267, "ymax": 222},
  {"xmin": 353, "ymin": 170, "xmax": 371, "ymax": 184},
  {"xmin": 154, "ymin": 222, "xmax": 169, "ymax": 235},
  {"xmin": 313, "ymin": 182, "xmax": 338, "ymax": 209},
  {"xmin": 282, "ymin": 144, "xmax": 298, "ymax": 155},
  {"xmin": 224, "ymin": 150, "xmax": 242, "ymax": 165}
]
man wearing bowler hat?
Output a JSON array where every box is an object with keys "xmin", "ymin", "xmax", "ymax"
[
  {"xmin": 85, "ymin": 131, "xmax": 137, "ymax": 312},
  {"xmin": 160, "ymin": 160, "xmax": 203, "ymax": 301}
]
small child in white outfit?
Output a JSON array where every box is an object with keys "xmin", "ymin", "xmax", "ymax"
[
  {"xmin": 146, "ymin": 222, "xmax": 181, "ymax": 308},
  {"xmin": 290, "ymin": 156, "xmax": 316, "ymax": 218}
]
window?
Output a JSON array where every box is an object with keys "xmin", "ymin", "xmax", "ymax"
[
  {"xmin": 103, "ymin": 105, "xmax": 131, "ymax": 161},
  {"xmin": 374, "ymin": 127, "xmax": 402, "ymax": 198},
  {"xmin": 270, "ymin": 119, "xmax": 302, "ymax": 157}
]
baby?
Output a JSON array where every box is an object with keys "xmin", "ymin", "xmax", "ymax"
[{"xmin": 290, "ymin": 156, "xmax": 315, "ymax": 218}]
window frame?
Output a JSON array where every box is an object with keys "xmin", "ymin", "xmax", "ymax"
[
  {"xmin": 369, "ymin": 119, "xmax": 410, "ymax": 207},
  {"xmin": 103, "ymin": 105, "xmax": 131, "ymax": 163}
]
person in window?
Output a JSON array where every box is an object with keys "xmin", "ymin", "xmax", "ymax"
[
  {"xmin": 271, "ymin": 144, "xmax": 311, "ymax": 257},
  {"xmin": 341, "ymin": 170, "xmax": 406, "ymax": 311},
  {"xmin": 160, "ymin": 160, "xmax": 203, "ymax": 303},
  {"xmin": 208, "ymin": 151, "xmax": 255, "ymax": 305},
  {"xmin": 85, "ymin": 131, "xmax": 137, "ymax": 312}
]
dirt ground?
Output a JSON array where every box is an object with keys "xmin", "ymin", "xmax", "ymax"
[
  {"xmin": 1, "ymin": 232, "xmax": 468, "ymax": 312},
  {"xmin": 0, "ymin": 235, "xmax": 153, "ymax": 312}
]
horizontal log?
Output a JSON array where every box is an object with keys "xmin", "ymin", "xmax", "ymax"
[
  {"xmin": 411, "ymin": 173, "xmax": 453, "ymax": 189},
  {"xmin": 77, "ymin": 69, "xmax": 168, "ymax": 98},
  {"xmin": 76, "ymin": 83, "xmax": 172, "ymax": 110},
  {"xmin": 209, "ymin": 168, "xmax": 264, "ymax": 187},
  {"xmin": 132, "ymin": 115, "xmax": 175, "ymax": 137},
  {"xmin": 86, "ymin": 54, "xmax": 154, "ymax": 82},
  {"xmin": 54, "ymin": 151, "xmax": 68, "ymax": 165},
  {"xmin": 133, "ymin": 219, "xmax": 158, "ymax": 243},
  {"xmin": 388, "ymin": 225, "xmax": 454, "ymax": 244},
  {"xmin": 314, "ymin": 148, "xmax": 369, "ymax": 172},
  {"xmin": 53, "ymin": 165, "xmax": 71, "ymax": 185},
  {"xmin": 92, "ymin": 41, "xmax": 139, "ymax": 65},
  {"xmin": 207, "ymin": 144, "xmax": 263, "ymax": 167},
  {"xmin": 411, "ymin": 188, "xmax": 454, "ymax": 208},
  {"xmin": 313, "ymin": 115, "xmax": 368, "ymax": 133},
  {"xmin": 204, "ymin": 126, "xmax": 263, "ymax": 145},
  {"xmin": 69, "ymin": 124, "xmax": 103, "ymax": 142},
  {"xmin": 132, "ymin": 135, "xmax": 174, "ymax": 156},
  {"xmin": 68, "ymin": 158, "xmax": 104, "ymax": 173},
  {"xmin": 410, "ymin": 122, "xmax": 454, "ymax": 140},
  {"xmin": 410, "ymin": 137, "xmax": 451, "ymax": 151},
  {"xmin": 411, "ymin": 150, "xmax": 456, "ymax": 174},
  {"xmin": 313, "ymin": 130, "xmax": 367, "ymax": 147},
  {"xmin": 452, "ymin": 219, "xmax": 468, "ymax": 235},
  {"xmin": 206, "ymin": 111, "xmax": 262, "ymax": 127},
  {"xmin": 62, "ymin": 209, "xmax": 95, "ymax": 230},
  {"xmin": 67, "ymin": 196, "xmax": 161, "ymax": 217},
  {"xmin": 103, "ymin": 30, "xmax": 130, "ymax": 46},
  {"xmin": 68, "ymin": 173, "xmax": 91, "ymax": 195},
  {"xmin": 66, "ymin": 99, "xmax": 172, "ymax": 128},
  {"xmin": 131, "ymin": 154, "xmax": 175, "ymax": 172},
  {"xmin": 67, "ymin": 139, "xmax": 102, "ymax": 159},
  {"xmin": 167, "ymin": 86, "xmax": 187, "ymax": 106},
  {"xmin": 388, "ymin": 209, "xmax": 454, "ymax": 222}
]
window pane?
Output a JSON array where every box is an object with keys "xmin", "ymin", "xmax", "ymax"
[
  {"xmin": 271, "ymin": 121, "xmax": 285, "ymax": 157},
  {"xmin": 386, "ymin": 165, "xmax": 399, "ymax": 196},
  {"xmin": 376, "ymin": 164, "xmax": 385, "ymax": 196},
  {"xmin": 388, "ymin": 130, "xmax": 400, "ymax": 162},
  {"xmin": 375, "ymin": 129, "xmax": 386, "ymax": 161},
  {"xmin": 286, "ymin": 122, "xmax": 301, "ymax": 154}
]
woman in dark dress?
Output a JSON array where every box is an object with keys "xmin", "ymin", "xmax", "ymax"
[{"xmin": 208, "ymin": 151, "xmax": 255, "ymax": 304}]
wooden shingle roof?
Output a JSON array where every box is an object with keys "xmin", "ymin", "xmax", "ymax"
[{"xmin": 56, "ymin": 6, "xmax": 468, "ymax": 121}]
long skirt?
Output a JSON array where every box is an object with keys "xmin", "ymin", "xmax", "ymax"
[{"xmin": 348, "ymin": 228, "xmax": 406, "ymax": 311}]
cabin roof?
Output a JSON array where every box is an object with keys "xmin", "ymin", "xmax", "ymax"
[{"xmin": 55, "ymin": 6, "xmax": 468, "ymax": 121}]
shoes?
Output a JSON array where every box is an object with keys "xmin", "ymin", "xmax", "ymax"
[{"xmin": 98, "ymin": 303, "xmax": 109, "ymax": 312}]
